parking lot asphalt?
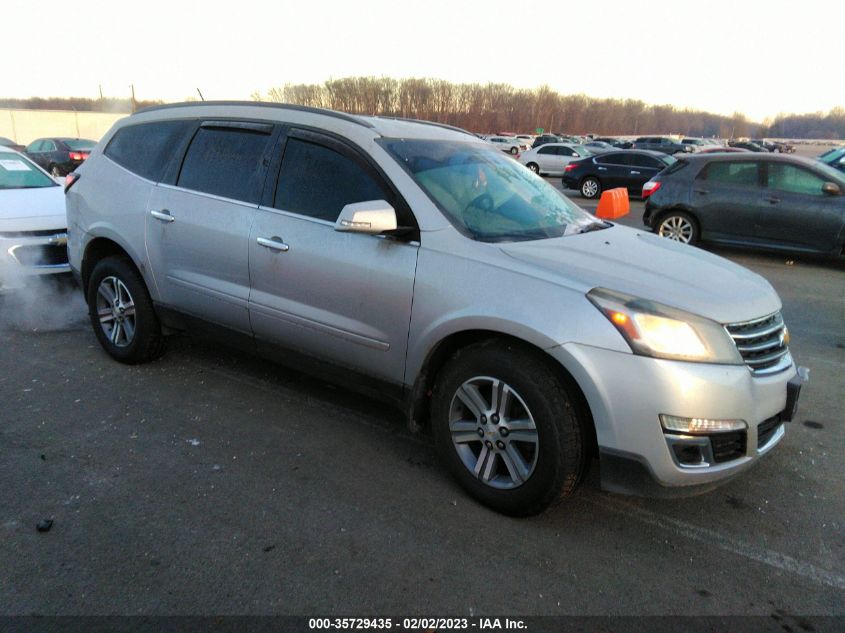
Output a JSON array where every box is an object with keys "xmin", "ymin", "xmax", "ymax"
[{"xmin": 1, "ymin": 199, "xmax": 844, "ymax": 618}]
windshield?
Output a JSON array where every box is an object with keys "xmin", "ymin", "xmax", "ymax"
[
  {"xmin": 0, "ymin": 153, "xmax": 57, "ymax": 189},
  {"xmin": 382, "ymin": 139, "xmax": 601, "ymax": 242},
  {"xmin": 63, "ymin": 139, "xmax": 96, "ymax": 151}
]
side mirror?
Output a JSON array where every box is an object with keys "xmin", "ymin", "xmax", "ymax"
[
  {"xmin": 822, "ymin": 182, "xmax": 841, "ymax": 196},
  {"xmin": 335, "ymin": 200, "xmax": 398, "ymax": 234}
]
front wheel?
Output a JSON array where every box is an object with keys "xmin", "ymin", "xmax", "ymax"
[
  {"xmin": 87, "ymin": 256, "xmax": 166, "ymax": 364},
  {"xmin": 431, "ymin": 341, "xmax": 587, "ymax": 516},
  {"xmin": 656, "ymin": 211, "xmax": 699, "ymax": 245},
  {"xmin": 580, "ymin": 177, "xmax": 601, "ymax": 199}
]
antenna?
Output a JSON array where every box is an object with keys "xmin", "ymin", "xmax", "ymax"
[{"xmin": 197, "ymin": 88, "xmax": 205, "ymax": 101}]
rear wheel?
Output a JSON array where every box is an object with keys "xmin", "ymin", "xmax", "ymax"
[
  {"xmin": 580, "ymin": 177, "xmax": 601, "ymax": 199},
  {"xmin": 87, "ymin": 256, "xmax": 166, "ymax": 364},
  {"xmin": 431, "ymin": 341, "xmax": 587, "ymax": 516},
  {"xmin": 656, "ymin": 211, "xmax": 699, "ymax": 245},
  {"xmin": 526, "ymin": 162, "xmax": 540, "ymax": 174},
  {"xmin": 50, "ymin": 164, "xmax": 62, "ymax": 177},
  {"xmin": 510, "ymin": 146, "xmax": 519, "ymax": 155}
]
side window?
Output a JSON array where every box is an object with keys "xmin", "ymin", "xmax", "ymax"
[
  {"xmin": 105, "ymin": 120, "xmax": 193, "ymax": 181},
  {"xmin": 768, "ymin": 163, "xmax": 826, "ymax": 196},
  {"xmin": 700, "ymin": 161, "xmax": 759, "ymax": 187},
  {"xmin": 630, "ymin": 155, "xmax": 662, "ymax": 169},
  {"xmin": 559, "ymin": 146, "xmax": 577, "ymax": 157},
  {"xmin": 177, "ymin": 126, "xmax": 274, "ymax": 203},
  {"xmin": 26, "ymin": 140, "xmax": 42, "ymax": 152},
  {"xmin": 274, "ymin": 137, "xmax": 390, "ymax": 222},
  {"xmin": 42, "ymin": 140, "xmax": 56, "ymax": 151},
  {"xmin": 537, "ymin": 146, "xmax": 555, "ymax": 155},
  {"xmin": 596, "ymin": 153, "xmax": 629, "ymax": 166}
]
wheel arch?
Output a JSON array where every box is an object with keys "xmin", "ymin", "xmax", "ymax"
[
  {"xmin": 407, "ymin": 329, "xmax": 598, "ymax": 457},
  {"xmin": 81, "ymin": 236, "xmax": 141, "ymax": 298}
]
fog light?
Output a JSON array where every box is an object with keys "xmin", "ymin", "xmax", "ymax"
[{"xmin": 660, "ymin": 414, "xmax": 746, "ymax": 434}]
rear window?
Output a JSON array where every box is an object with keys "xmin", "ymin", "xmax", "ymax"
[
  {"xmin": 177, "ymin": 125, "xmax": 274, "ymax": 203},
  {"xmin": 662, "ymin": 159, "xmax": 689, "ymax": 175},
  {"xmin": 105, "ymin": 121, "xmax": 193, "ymax": 182},
  {"xmin": 64, "ymin": 139, "xmax": 96, "ymax": 151}
]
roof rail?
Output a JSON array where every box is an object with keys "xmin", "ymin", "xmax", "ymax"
[
  {"xmin": 133, "ymin": 101, "xmax": 375, "ymax": 129},
  {"xmin": 373, "ymin": 116, "xmax": 475, "ymax": 137}
]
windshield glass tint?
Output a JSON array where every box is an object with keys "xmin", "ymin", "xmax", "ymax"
[
  {"xmin": 382, "ymin": 139, "xmax": 597, "ymax": 242},
  {"xmin": 64, "ymin": 139, "xmax": 96, "ymax": 150},
  {"xmin": 0, "ymin": 154, "xmax": 56, "ymax": 189}
]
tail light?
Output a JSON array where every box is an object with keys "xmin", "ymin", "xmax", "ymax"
[
  {"xmin": 564, "ymin": 163, "xmax": 580, "ymax": 172},
  {"xmin": 64, "ymin": 172, "xmax": 80, "ymax": 193},
  {"xmin": 69, "ymin": 151, "xmax": 89, "ymax": 161},
  {"xmin": 642, "ymin": 180, "xmax": 662, "ymax": 198}
]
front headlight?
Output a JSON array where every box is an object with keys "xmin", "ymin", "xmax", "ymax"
[{"xmin": 587, "ymin": 288, "xmax": 742, "ymax": 364}]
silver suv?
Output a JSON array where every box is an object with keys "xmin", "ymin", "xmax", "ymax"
[{"xmin": 66, "ymin": 102, "xmax": 803, "ymax": 516}]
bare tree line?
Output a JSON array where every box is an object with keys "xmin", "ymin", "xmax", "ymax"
[{"xmin": 253, "ymin": 77, "xmax": 844, "ymax": 140}]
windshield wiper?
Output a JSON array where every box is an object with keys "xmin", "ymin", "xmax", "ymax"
[{"xmin": 575, "ymin": 221, "xmax": 611, "ymax": 234}]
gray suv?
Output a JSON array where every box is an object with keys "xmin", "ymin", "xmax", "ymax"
[
  {"xmin": 66, "ymin": 102, "xmax": 802, "ymax": 516},
  {"xmin": 633, "ymin": 136, "xmax": 692, "ymax": 155}
]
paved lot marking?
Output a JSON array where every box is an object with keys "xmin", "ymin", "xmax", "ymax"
[{"xmin": 589, "ymin": 496, "xmax": 845, "ymax": 590}]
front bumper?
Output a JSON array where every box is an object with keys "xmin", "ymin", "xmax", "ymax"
[
  {"xmin": 0, "ymin": 230, "xmax": 70, "ymax": 293},
  {"xmin": 548, "ymin": 342, "xmax": 802, "ymax": 496}
]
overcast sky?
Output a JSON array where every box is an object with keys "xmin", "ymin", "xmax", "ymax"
[{"xmin": 4, "ymin": 0, "xmax": 839, "ymax": 122}]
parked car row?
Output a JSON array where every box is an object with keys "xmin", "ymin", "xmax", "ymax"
[{"xmin": 23, "ymin": 137, "xmax": 97, "ymax": 176}]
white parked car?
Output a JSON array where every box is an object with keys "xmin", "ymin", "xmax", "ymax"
[
  {"xmin": 485, "ymin": 136, "xmax": 524, "ymax": 154},
  {"xmin": 518, "ymin": 143, "xmax": 592, "ymax": 176},
  {"xmin": 0, "ymin": 146, "xmax": 69, "ymax": 293}
]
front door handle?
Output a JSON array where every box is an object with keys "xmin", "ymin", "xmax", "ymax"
[
  {"xmin": 693, "ymin": 188, "xmax": 708, "ymax": 195},
  {"xmin": 257, "ymin": 236, "xmax": 290, "ymax": 252},
  {"xmin": 597, "ymin": 167, "xmax": 607, "ymax": 171},
  {"xmin": 150, "ymin": 209, "xmax": 175, "ymax": 223},
  {"xmin": 766, "ymin": 196, "xmax": 781, "ymax": 205}
]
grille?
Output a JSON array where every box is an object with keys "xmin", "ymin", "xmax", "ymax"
[
  {"xmin": 710, "ymin": 431, "xmax": 746, "ymax": 463},
  {"xmin": 757, "ymin": 415, "xmax": 782, "ymax": 448},
  {"xmin": 725, "ymin": 312, "xmax": 790, "ymax": 375},
  {"xmin": 11, "ymin": 244, "xmax": 68, "ymax": 267}
]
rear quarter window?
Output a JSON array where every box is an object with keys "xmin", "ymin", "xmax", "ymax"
[
  {"xmin": 105, "ymin": 120, "xmax": 194, "ymax": 182},
  {"xmin": 699, "ymin": 161, "xmax": 760, "ymax": 186}
]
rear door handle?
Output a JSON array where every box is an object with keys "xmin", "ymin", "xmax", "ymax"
[
  {"xmin": 597, "ymin": 167, "xmax": 607, "ymax": 171},
  {"xmin": 630, "ymin": 170, "xmax": 641, "ymax": 175},
  {"xmin": 693, "ymin": 188, "xmax": 708, "ymax": 195},
  {"xmin": 257, "ymin": 236, "xmax": 290, "ymax": 252},
  {"xmin": 766, "ymin": 197, "xmax": 781, "ymax": 204},
  {"xmin": 150, "ymin": 209, "xmax": 174, "ymax": 223}
]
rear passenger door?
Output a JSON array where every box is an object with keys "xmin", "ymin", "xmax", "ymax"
[
  {"xmin": 692, "ymin": 160, "xmax": 762, "ymax": 242},
  {"xmin": 146, "ymin": 121, "xmax": 278, "ymax": 334},
  {"xmin": 248, "ymin": 128, "xmax": 419, "ymax": 386}
]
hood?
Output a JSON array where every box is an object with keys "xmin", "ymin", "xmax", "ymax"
[
  {"xmin": 500, "ymin": 224, "xmax": 781, "ymax": 324},
  {"xmin": 0, "ymin": 186, "xmax": 67, "ymax": 232}
]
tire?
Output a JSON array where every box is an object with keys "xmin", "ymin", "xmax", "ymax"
[
  {"xmin": 526, "ymin": 162, "xmax": 540, "ymax": 174},
  {"xmin": 50, "ymin": 164, "xmax": 63, "ymax": 177},
  {"xmin": 86, "ymin": 255, "xmax": 166, "ymax": 364},
  {"xmin": 431, "ymin": 340, "xmax": 587, "ymax": 516},
  {"xmin": 655, "ymin": 210, "xmax": 700, "ymax": 245},
  {"xmin": 580, "ymin": 176, "xmax": 601, "ymax": 199},
  {"xmin": 510, "ymin": 146, "xmax": 519, "ymax": 155}
]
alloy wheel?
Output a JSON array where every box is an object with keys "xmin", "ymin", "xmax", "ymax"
[
  {"xmin": 658, "ymin": 216, "xmax": 694, "ymax": 243},
  {"xmin": 448, "ymin": 376, "xmax": 539, "ymax": 489},
  {"xmin": 96, "ymin": 276, "xmax": 137, "ymax": 347}
]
